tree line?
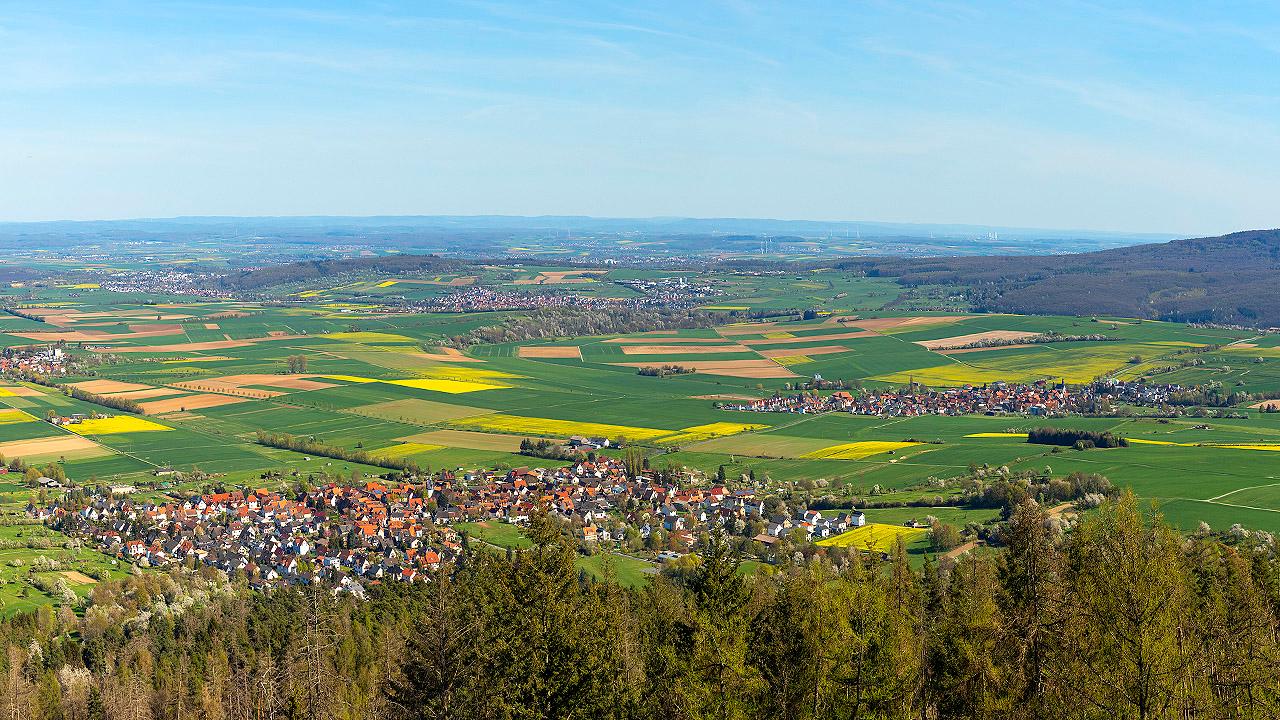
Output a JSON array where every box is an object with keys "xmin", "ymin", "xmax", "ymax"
[
  {"xmin": 254, "ymin": 431, "xmax": 423, "ymax": 475},
  {"xmin": 3, "ymin": 493, "xmax": 1279, "ymax": 719}
]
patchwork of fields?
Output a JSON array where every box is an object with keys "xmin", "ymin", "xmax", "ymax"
[{"xmin": 0, "ymin": 284, "xmax": 1275, "ymax": 546}]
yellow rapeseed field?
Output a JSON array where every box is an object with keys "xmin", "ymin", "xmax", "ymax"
[
  {"xmin": 802, "ymin": 441, "xmax": 923, "ymax": 460},
  {"xmin": 415, "ymin": 367, "xmax": 521, "ymax": 381},
  {"xmin": 322, "ymin": 372, "xmax": 513, "ymax": 393},
  {"xmin": 375, "ymin": 280, "xmax": 399, "ymax": 288},
  {"xmin": 964, "ymin": 432, "xmax": 1028, "ymax": 438},
  {"xmin": 817, "ymin": 523, "xmax": 928, "ymax": 552},
  {"xmin": 376, "ymin": 442, "xmax": 446, "ymax": 458},
  {"xmin": 657, "ymin": 422, "xmax": 768, "ymax": 445},
  {"xmin": 451, "ymin": 415, "xmax": 671, "ymax": 441},
  {"xmin": 0, "ymin": 409, "xmax": 35, "ymax": 425},
  {"xmin": 772, "ymin": 355, "xmax": 812, "ymax": 366},
  {"xmin": 385, "ymin": 378, "xmax": 509, "ymax": 394},
  {"xmin": 68, "ymin": 416, "xmax": 173, "ymax": 435}
]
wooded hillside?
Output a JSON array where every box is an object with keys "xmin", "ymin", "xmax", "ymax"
[
  {"xmin": 2, "ymin": 494, "xmax": 1278, "ymax": 719},
  {"xmin": 844, "ymin": 229, "xmax": 1280, "ymax": 325}
]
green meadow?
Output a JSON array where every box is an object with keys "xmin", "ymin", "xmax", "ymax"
[{"xmin": 0, "ymin": 277, "xmax": 1274, "ymax": 538}]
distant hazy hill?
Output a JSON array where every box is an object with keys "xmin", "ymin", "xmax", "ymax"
[
  {"xmin": 223, "ymin": 254, "xmax": 462, "ymax": 291},
  {"xmin": 846, "ymin": 229, "xmax": 1280, "ymax": 326},
  {"xmin": 0, "ymin": 215, "xmax": 1174, "ymax": 257}
]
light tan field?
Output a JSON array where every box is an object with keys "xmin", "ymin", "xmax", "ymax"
[
  {"xmin": 915, "ymin": 330, "xmax": 1041, "ymax": 350},
  {"xmin": 396, "ymin": 429, "xmax": 528, "ymax": 452},
  {"xmin": 0, "ymin": 385, "xmax": 45, "ymax": 397},
  {"xmin": 757, "ymin": 345, "xmax": 852, "ymax": 359},
  {"xmin": 105, "ymin": 387, "xmax": 189, "ymax": 400},
  {"xmin": 70, "ymin": 379, "xmax": 152, "ymax": 393},
  {"xmin": 416, "ymin": 347, "xmax": 482, "ymax": 362},
  {"xmin": 110, "ymin": 340, "xmax": 250, "ymax": 353},
  {"xmin": 849, "ymin": 315, "xmax": 971, "ymax": 332},
  {"xmin": 940, "ymin": 343, "xmax": 1036, "ymax": 354},
  {"xmin": 513, "ymin": 270, "xmax": 608, "ymax": 285},
  {"xmin": 171, "ymin": 372, "xmax": 339, "ymax": 395},
  {"xmin": 27, "ymin": 308, "xmax": 194, "ymax": 326},
  {"xmin": 60, "ymin": 571, "xmax": 98, "ymax": 585},
  {"xmin": 610, "ymin": 360, "xmax": 797, "ymax": 378},
  {"xmin": 518, "ymin": 346, "xmax": 583, "ymax": 359},
  {"xmin": 140, "ymin": 394, "xmax": 250, "ymax": 414},
  {"xmin": 1251, "ymin": 400, "xmax": 1280, "ymax": 411},
  {"xmin": 264, "ymin": 376, "xmax": 339, "ymax": 390},
  {"xmin": 171, "ymin": 381, "xmax": 282, "ymax": 399},
  {"xmin": 0, "ymin": 435, "xmax": 106, "ymax": 460},
  {"xmin": 107, "ymin": 335, "xmax": 306, "ymax": 353},
  {"xmin": 11, "ymin": 326, "xmax": 186, "ymax": 342},
  {"xmin": 203, "ymin": 323, "xmax": 220, "ymax": 329},
  {"xmin": 620, "ymin": 344, "xmax": 749, "ymax": 355},
  {"xmin": 741, "ymin": 330, "xmax": 877, "ymax": 346},
  {"xmin": 714, "ymin": 322, "xmax": 785, "ymax": 336},
  {"xmin": 176, "ymin": 373, "xmax": 337, "ymax": 393}
]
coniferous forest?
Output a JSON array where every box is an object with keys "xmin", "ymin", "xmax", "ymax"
[{"xmin": 2, "ymin": 493, "xmax": 1279, "ymax": 720}]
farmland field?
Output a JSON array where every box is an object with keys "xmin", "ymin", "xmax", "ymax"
[
  {"xmin": 0, "ymin": 277, "xmax": 1276, "ymax": 540},
  {"xmin": 817, "ymin": 523, "xmax": 930, "ymax": 552}
]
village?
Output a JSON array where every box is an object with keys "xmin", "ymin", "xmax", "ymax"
[
  {"xmin": 30, "ymin": 455, "xmax": 874, "ymax": 593},
  {"xmin": 720, "ymin": 378, "xmax": 1190, "ymax": 417}
]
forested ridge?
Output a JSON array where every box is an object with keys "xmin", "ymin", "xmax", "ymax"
[
  {"xmin": 842, "ymin": 229, "xmax": 1280, "ymax": 326},
  {"xmin": 220, "ymin": 255, "xmax": 465, "ymax": 291},
  {"xmin": 4, "ymin": 493, "xmax": 1280, "ymax": 719}
]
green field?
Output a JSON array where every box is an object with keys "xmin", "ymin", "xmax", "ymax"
[{"xmin": 1, "ymin": 277, "xmax": 1276, "ymax": 539}]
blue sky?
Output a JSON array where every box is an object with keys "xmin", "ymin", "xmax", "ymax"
[{"xmin": 1, "ymin": 1, "xmax": 1278, "ymax": 234}]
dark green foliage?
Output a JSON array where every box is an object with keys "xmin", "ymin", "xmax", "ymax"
[
  {"xmin": 64, "ymin": 386, "xmax": 144, "ymax": 414},
  {"xmin": 637, "ymin": 364, "xmax": 696, "ymax": 377},
  {"xmin": 1028, "ymin": 426, "xmax": 1127, "ymax": 449},
  {"xmin": 1, "ymin": 494, "xmax": 1280, "ymax": 718},
  {"xmin": 518, "ymin": 438, "xmax": 576, "ymax": 460},
  {"xmin": 224, "ymin": 253, "xmax": 463, "ymax": 290}
]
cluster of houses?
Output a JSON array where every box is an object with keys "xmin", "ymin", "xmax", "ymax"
[
  {"xmin": 32, "ymin": 453, "xmax": 883, "ymax": 590},
  {"xmin": 614, "ymin": 276, "xmax": 721, "ymax": 305},
  {"xmin": 414, "ymin": 280, "xmax": 715, "ymax": 314},
  {"xmin": 0, "ymin": 345, "xmax": 71, "ymax": 376},
  {"xmin": 416, "ymin": 287, "xmax": 629, "ymax": 313},
  {"xmin": 723, "ymin": 379, "xmax": 1195, "ymax": 418},
  {"xmin": 752, "ymin": 508, "xmax": 866, "ymax": 548},
  {"xmin": 101, "ymin": 270, "xmax": 230, "ymax": 298}
]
